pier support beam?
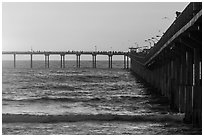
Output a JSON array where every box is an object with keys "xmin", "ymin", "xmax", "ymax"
[
  {"xmin": 108, "ymin": 55, "xmax": 113, "ymax": 68},
  {"xmin": 45, "ymin": 54, "xmax": 49, "ymax": 68},
  {"xmin": 124, "ymin": 55, "xmax": 129, "ymax": 69},
  {"xmin": 45, "ymin": 55, "xmax": 47, "ymax": 68},
  {"xmin": 92, "ymin": 54, "xmax": 97, "ymax": 68},
  {"xmin": 48, "ymin": 55, "xmax": 49, "ymax": 68},
  {"xmin": 13, "ymin": 53, "xmax": 16, "ymax": 68},
  {"xmin": 76, "ymin": 55, "xmax": 78, "ymax": 68},
  {"xmin": 63, "ymin": 55, "xmax": 65, "ymax": 68},
  {"xmin": 127, "ymin": 55, "xmax": 129, "ymax": 69},
  {"xmin": 79, "ymin": 55, "xmax": 80, "ymax": 68},
  {"xmin": 30, "ymin": 54, "xmax": 33, "ymax": 68},
  {"xmin": 60, "ymin": 54, "xmax": 65, "ymax": 68},
  {"xmin": 183, "ymin": 50, "xmax": 193, "ymax": 124},
  {"xmin": 124, "ymin": 55, "xmax": 126, "ymax": 69},
  {"xmin": 193, "ymin": 47, "xmax": 202, "ymax": 127},
  {"xmin": 174, "ymin": 58, "xmax": 180, "ymax": 111},
  {"xmin": 179, "ymin": 46, "xmax": 187, "ymax": 113},
  {"xmin": 76, "ymin": 54, "xmax": 81, "ymax": 68},
  {"xmin": 61, "ymin": 55, "xmax": 62, "ymax": 68}
]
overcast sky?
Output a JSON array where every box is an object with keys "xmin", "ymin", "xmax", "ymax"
[{"xmin": 3, "ymin": 2, "xmax": 188, "ymax": 53}]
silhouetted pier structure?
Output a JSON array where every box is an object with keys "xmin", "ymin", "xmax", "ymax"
[
  {"xmin": 2, "ymin": 51, "xmax": 130, "ymax": 69},
  {"xmin": 2, "ymin": 2, "xmax": 202, "ymax": 128},
  {"xmin": 130, "ymin": 2, "xmax": 202, "ymax": 127}
]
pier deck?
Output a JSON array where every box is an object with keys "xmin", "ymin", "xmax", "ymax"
[{"xmin": 2, "ymin": 51, "xmax": 130, "ymax": 69}]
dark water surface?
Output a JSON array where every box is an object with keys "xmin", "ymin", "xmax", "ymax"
[{"xmin": 2, "ymin": 60, "xmax": 201, "ymax": 135}]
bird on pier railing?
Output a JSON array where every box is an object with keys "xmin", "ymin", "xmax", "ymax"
[
  {"xmin": 144, "ymin": 40, "xmax": 152, "ymax": 49},
  {"xmin": 148, "ymin": 38, "xmax": 155, "ymax": 46},
  {"xmin": 152, "ymin": 37, "xmax": 159, "ymax": 41}
]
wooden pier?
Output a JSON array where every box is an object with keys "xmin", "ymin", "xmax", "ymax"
[
  {"xmin": 2, "ymin": 2, "xmax": 202, "ymax": 128},
  {"xmin": 2, "ymin": 51, "xmax": 130, "ymax": 69},
  {"xmin": 129, "ymin": 2, "xmax": 202, "ymax": 127}
]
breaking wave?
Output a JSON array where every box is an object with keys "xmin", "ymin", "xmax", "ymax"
[
  {"xmin": 3, "ymin": 95, "xmax": 147, "ymax": 103},
  {"xmin": 2, "ymin": 113, "xmax": 184, "ymax": 123},
  {"xmin": 3, "ymin": 97, "xmax": 102, "ymax": 103}
]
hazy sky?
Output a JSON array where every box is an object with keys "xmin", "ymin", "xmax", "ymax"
[{"xmin": 3, "ymin": 2, "xmax": 188, "ymax": 52}]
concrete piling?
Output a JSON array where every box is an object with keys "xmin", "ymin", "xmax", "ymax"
[
  {"xmin": 13, "ymin": 53, "xmax": 16, "ymax": 68},
  {"xmin": 47, "ymin": 55, "xmax": 49, "ymax": 68},
  {"xmin": 108, "ymin": 55, "xmax": 113, "ymax": 68},
  {"xmin": 63, "ymin": 55, "xmax": 65, "ymax": 68},
  {"xmin": 61, "ymin": 55, "xmax": 63, "ymax": 68},
  {"xmin": 45, "ymin": 54, "xmax": 49, "ymax": 68},
  {"xmin": 127, "ymin": 56, "xmax": 129, "ymax": 69},
  {"xmin": 92, "ymin": 54, "xmax": 96, "ymax": 68},
  {"xmin": 76, "ymin": 54, "xmax": 81, "ymax": 68},
  {"xmin": 193, "ymin": 47, "xmax": 202, "ymax": 127},
  {"xmin": 124, "ymin": 55, "xmax": 126, "ymax": 69},
  {"xmin": 60, "ymin": 54, "xmax": 65, "ymax": 68},
  {"xmin": 30, "ymin": 54, "xmax": 33, "ymax": 68}
]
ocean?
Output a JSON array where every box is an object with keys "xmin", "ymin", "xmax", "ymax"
[{"xmin": 2, "ymin": 60, "xmax": 201, "ymax": 135}]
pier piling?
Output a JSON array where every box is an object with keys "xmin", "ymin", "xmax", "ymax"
[
  {"xmin": 124, "ymin": 55, "xmax": 126, "ymax": 69},
  {"xmin": 60, "ymin": 55, "xmax": 62, "ymax": 68},
  {"xmin": 76, "ymin": 54, "xmax": 81, "ymax": 68},
  {"xmin": 13, "ymin": 53, "xmax": 16, "ymax": 68},
  {"xmin": 127, "ymin": 55, "xmax": 129, "ymax": 69},
  {"xmin": 30, "ymin": 54, "xmax": 33, "ymax": 68},
  {"xmin": 47, "ymin": 55, "xmax": 49, "ymax": 68},
  {"xmin": 79, "ymin": 55, "xmax": 81, "ymax": 68},
  {"xmin": 60, "ymin": 54, "xmax": 65, "ymax": 68},
  {"xmin": 108, "ymin": 55, "xmax": 113, "ymax": 68},
  {"xmin": 45, "ymin": 54, "xmax": 49, "ymax": 68},
  {"xmin": 63, "ymin": 55, "xmax": 65, "ymax": 68},
  {"xmin": 92, "ymin": 54, "xmax": 96, "ymax": 68}
]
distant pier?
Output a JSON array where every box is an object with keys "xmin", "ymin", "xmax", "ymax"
[{"xmin": 2, "ymin": 51, "xmax": 130, "ymax": 69}]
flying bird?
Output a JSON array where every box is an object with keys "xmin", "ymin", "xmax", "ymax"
[{"xmin": 162, "ymin": 16, "xmax": 170, "ymax": 20}]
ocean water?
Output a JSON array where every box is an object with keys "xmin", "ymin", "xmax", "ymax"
[{"xmin": 2, "ymin": 60, "xmax": 201, "ymax": 135}]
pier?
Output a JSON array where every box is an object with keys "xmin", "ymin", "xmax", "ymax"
[
  {"xmin": 129, "ymin": 2, "xmax": 202, "ymax": 127},
  {"xmin": 2, "ymin": 2, "xmax": 202, "ymax": 128},
  {"xmin": 2, "ymin": 51, "xmax": 130, "ymax": 69}
]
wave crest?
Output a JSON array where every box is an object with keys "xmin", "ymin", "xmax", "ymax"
[{"xmin": 2, "ymin": 113, "xmax": 184, "ymax": 123}]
